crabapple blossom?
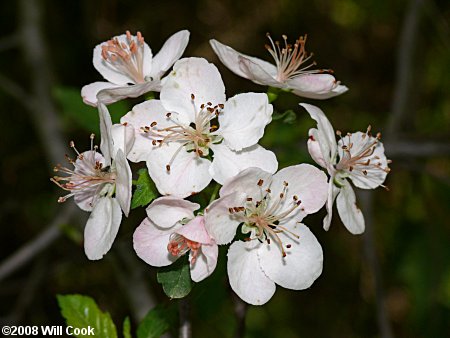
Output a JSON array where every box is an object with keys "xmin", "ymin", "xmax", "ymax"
[
  {"xmin": 204, "ymin": 165, "xmax": 328, "ymax": 305},
  {"xmin": 301, "ymin": 103, "xmax": 391, "ymax": 234},
  {"xmin": 51, "ymin": 104, "xmax": 132, "ymax": 260},
  {"xmin": 81, "ymin": 30, "xmax": 190, "ymax": 106},
  {"xmin": 133, "ymin": 196, "xmax": 218, "ymax": 282},
  {"xmin": 121, "ymin": 57, "xmax": 278, "ymax": 197},
  {"xmin": 210, "ymin": 34, "xmax": 348, "ymax": 99}
]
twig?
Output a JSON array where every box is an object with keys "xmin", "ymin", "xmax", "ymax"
[
  {"xmin": 0, "ymin": 203, "xmax": 76, "ymax": 282},
  {"xmin": 107, "ymin": 242, "xmax": 157, "ymax": 322},
  {"xmin": 232, "ymin": 293, "xmax": 247, "ymax": 338},
  {"xmin": 179, "ymin": 298, "xmax": 191, "ymax": 338},
  {"xmin": 359, "ymin": 190, "xmax": 394, "ymax": 338},
  {"xmin": 387, "ymin": 0, "xmax": 424, "ymax": 137},
  {"xmin": 19, "ymin": 0, "xmax": 66, "ymax": 165}
]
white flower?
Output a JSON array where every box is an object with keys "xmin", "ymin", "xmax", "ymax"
[
  {"xmin": 121, "ymin": 57, "xmax": 278, "ymax": 198},
  {"xmin": 133, "ymin": 196, "xmax": 218, "ymax": 282},
  {"xmin": 204, "ymin": 165, "xmax": 328, "ymax": 305},
  {"xmin": 51, "ymin": 104, "xmax": 132, "ymax": 260},
  {"xmin": 81, "ymin": 30, "xmax": 190, "ymax": 106},
  {"xmin": 210, "ymin": 34, "xmax": 348, "ymax": 99},
  {"xmin": 301, "ymin": 103, "xmax": 391, "ymax": 234}
]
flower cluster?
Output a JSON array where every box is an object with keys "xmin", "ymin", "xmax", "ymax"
[{"xmin": 52, "ymin": 30, "xmax": 390, "ymax": 305}]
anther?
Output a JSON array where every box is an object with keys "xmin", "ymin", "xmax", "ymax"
[
  {"xmin": 257, "ymin": 179, "xmax": 264, "ymax": 186},
  {"xmin": 150, "ymin": 121, "xmax": 157, "ymax": 127},
  {"xmin": 191, "ymin": 93, "xmax": 195, "ymax": 100},
  {"xmin": 166, "ymin": 164, "xmax": 171, "ymax": 172}
]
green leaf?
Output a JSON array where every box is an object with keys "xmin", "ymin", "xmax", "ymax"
[
  {"xmin": 123, "ymin": 317, "xmax": 132, "ymax": 338},
  {"xmin": 272, "ymin": 109, "xmax": 297, "ymax": 124},
  {"xmin": 57, "ymin": 294, "xmax": 117, "ymax": 338},
  {"xmin": 137, "ymin": 304, "xmax": 177, "ymax": 338},
  {"xmin": 53, "ymin": 86, "xmax": 129, "ymax": 133},
  {"xmin": 157, "ymin": 257, "xmax": 193, "ymax": 299},
  {"xmin": 131, "ymin": 168, "xmax": 158, "ymax": 209}
]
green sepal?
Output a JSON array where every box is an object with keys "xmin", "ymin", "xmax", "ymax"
[
  {"xmin": 157, "ymin": 256, "xmax": 193, "ymax": 299},
  {"xmin": 131, "ymin": 168, "xmax": 158, "ymax": 209}
]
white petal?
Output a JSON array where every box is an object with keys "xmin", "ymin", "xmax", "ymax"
[
  {"xmin": 84, "ymin": 197, "xmax": 122, "ymax": 260},
  {"xmin": 111, "ymin": 123, "xmax": 135, "ymax": 157},
  {"xmin": 238, "ymin": 56, "xmax": 281, "ymax": 87},
  {"xmin": 113, "ymin": 149, "xmax": 132, "ymax": 217},
  {"xmin": 336, "ymin": 180, "xmax": 365, "ymax": 234},
  {"xmin": 176, "ymin": 216, "xmax": 212, "ymax": 244},
  {"xmin": 98, "ymin": 102, "xmax": 114, "ymax": 166},
  {"xmin": 209, "ymin": 39, "xmax": 277, "ymax": 81},
  {"xmin": 96, "ymin": 81, "xmax": 161, "ymax": 105},
  {"xmin": 190, "ymin": 243, "xmax": 218, "ymax": 282},
  {"xmin": 258, "ymin": 222, "xmax": 323, "ymax": 290},
  {"xmin": 73, "ymin": 151, "xmax": 106, "ymax": 212},
  {"xmin": 120, "ymin": 100, "xmax": 170, "ymax": 163},
  {"xmin": 323, "ymin": 179, "xmax": 340, "ymax": 231},
  {"xmin": 93, "ymin": 34, "xmax": 152, "ymax": 85},
  {"xmin": 146, "ymin": 142, "xmax": 212, "ymax": 198},
  {"xmin": 218, "ymin": 93, "xmax": 272, "ymax": 151},
  {"xmin": 133, "ymin": 217, "xmax": 178, "ymax": 267},
  {"xmin": 338, "ymin": 132, "xmax": 388, "ymax": 189},
  {"xmin": 81, "ymin": 82, "xmax": 122, "ymax": 107},
  {"xmin": 204, "ymin": 191, "xmax": 247, "ymax": 245},
  {"xmin": 218, "ymin": 166, "xmax": 273, "ymax": 200},
  {"xmin": 270, "ymin": 164, "xmax": 328, "ymax": 222},
  {"xmin": 307, "ymin": 128, "xmax": 328, "ymax": 169},
  {"xmin": 149, "ymin": 30, "xmax": 190, "ymax": 79},
  {"xmin": 289, "ymin": 74, "xmax": 348, "ymax": 99},
  {"xmin": 146, "ymin": 196, "xmax": 199, "ymax": 229},
  {"xmin": 209, "ymin": 143, "xmax": 278, "ymax": 185},
  {"xmin": 227, "ymin": 240, "xmax": 276, "ymax": 305},
  {"xmin": 160, "ymin": 57, "xmax": 226, "ymax": 123},
  {"xmin": 300, "ymin": 103, "xmax": 337, "ymax": 167}
]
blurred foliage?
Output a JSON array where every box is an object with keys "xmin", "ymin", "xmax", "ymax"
[{"xmin": 0, "ymin": 0, "xmax": 449, "ymax": 337}]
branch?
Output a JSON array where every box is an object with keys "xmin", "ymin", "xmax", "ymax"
[
  {"xmin": 387, "ymin": 0, "xmax": 424, "ymax": 137},
  {"xmin": 232, "ymin": 293, "xmax": 247, "ymax": 338},
  {"xmin": 19, "ymin": 0, "xmax": 66, "ymax": 165},
  {"xmin": 0, "ymin": 203, "xmax": 77, "ymax": 283},
  {"xmin": 385, "ymin": 140, "xmax": 450, "ymax": 157},
  {"xmin": 179, "ymin": 298, "xmax": 191, "ymax": 338}
]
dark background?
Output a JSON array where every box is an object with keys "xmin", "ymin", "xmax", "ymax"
[{"xmin": 0, "ymin": 0, "xmax": 449, "ymax": 337}]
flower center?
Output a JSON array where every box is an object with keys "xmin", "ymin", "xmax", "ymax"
[
  {"xmin": 51, "ymin": 134, "xmax": 116, "ymax": 204},
  {"xmin": 335, "ymin": 126, "xmax": 391, "ymax": 181},
  {"xmin": 167, "ymin": 233, "xmax": 202, "ymax": 264},
  {"xmin": 142, "ymin": 94, "xmax": 223, "ymax": 172},
  {"xmin": 229, "ymin": 179, "xmax": 302, "ymax": 257},
  {"xmin": 101, "ymin": 30, "xmax": 146, "ymax": 84},
  {"xmin": 265, "ymin": 33, "xmax": 327, "ymax": 82}
]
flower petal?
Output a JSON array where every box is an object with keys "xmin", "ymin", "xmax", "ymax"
[
  {"xmin": 84, "ymin": 196, "xmax": 122, "ymax": 260},
  {"xmin": 307, "ymin": 128, "xmax": 328, "ymax": 169},
  {"xmin": 270, "ymin": 164, "xmax": 328, "ymax": 222},
  {"xmin": 209, "ymin": 143, "xmax": 278, "ymax": 185},
  {"xmin": 323, "ymin": 179, "xmax": 340, "ymax": 231},
  {"xmin": 146, "ymin": 196, "xmax": 199, "ymax": 229},
  {"xmin": 238, "ymin": 56, "xmax": 281, "ymax": 87},
  {"xmin": 149, "ymin": 30, "xmax": 190, "ymax": 79},
  {"xmin": 218, "ymin": 93, "xmax": 272, "ymax": 151},
  {"xmin": 190, "ymin": 242, "xmax": 218, "ymax": 282},
  {"xmin": 96, "ymin": 81, "xmax": 161, "ymax": 106},
  {"xmin": 146, "ymin": 142, "xmax": 212, "ymax": 198},
  {"xmin": 258, "ymin": 222, "xmax": 323, "ymax": 290},
  {"xmin": 111, "ymin": 123, "xmax": 135, "ymax": 157},
  {"xmin": 113, "ymin": 149, "xmax": 132, "ymax": 217},
  {"xmin": 160, "ymin": 57, "xmax": 226, "ymax": 123},
  {"xmin": 336, "ymin": 180, "xmax": 365, "ymax": 234},
  {"xmin": 120, "ymin": 99, "xmax": 170, "ymax": 162},
  {"xmin": 204, "ymin": 191, "xmax": 247, "ymax": 245},
  {"xmin": 98, "ymin": 102, "xmax": 114, "ymax": 166},
  {"xmin": 73, "ymin": 151, "xmax": 106, "ymax": 212},
  {"xmin": 288, "ymin": 74, "xmax": 348, "ymax": 99},
  {"xmin": 227, "ymin": 240, "xmax": 276, "ymax": 305},
  {"xmin": 133, "ymin": 217, "xmax": 178, "ymax": 267},
  {"xmin": 209, "ymin": 39, "xmax": 277, "ymax": 81},
  {"xmin": 81, "ymin": 82, "xmax": 122, "ymax": 107},
  {"xmin": 176, "ymin": 216, "xmax": 212, "ymax": 244},
  {"xmin": 218, "ymin": 167, "xmax": 273, "ymax": 200},
  {"xmin": 300, "ymin": 103, "xmax": 337, "ymax": 168},
  {"xmin": 93, "ymin": 34, "xmax": 152, "ymax": 85}
]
